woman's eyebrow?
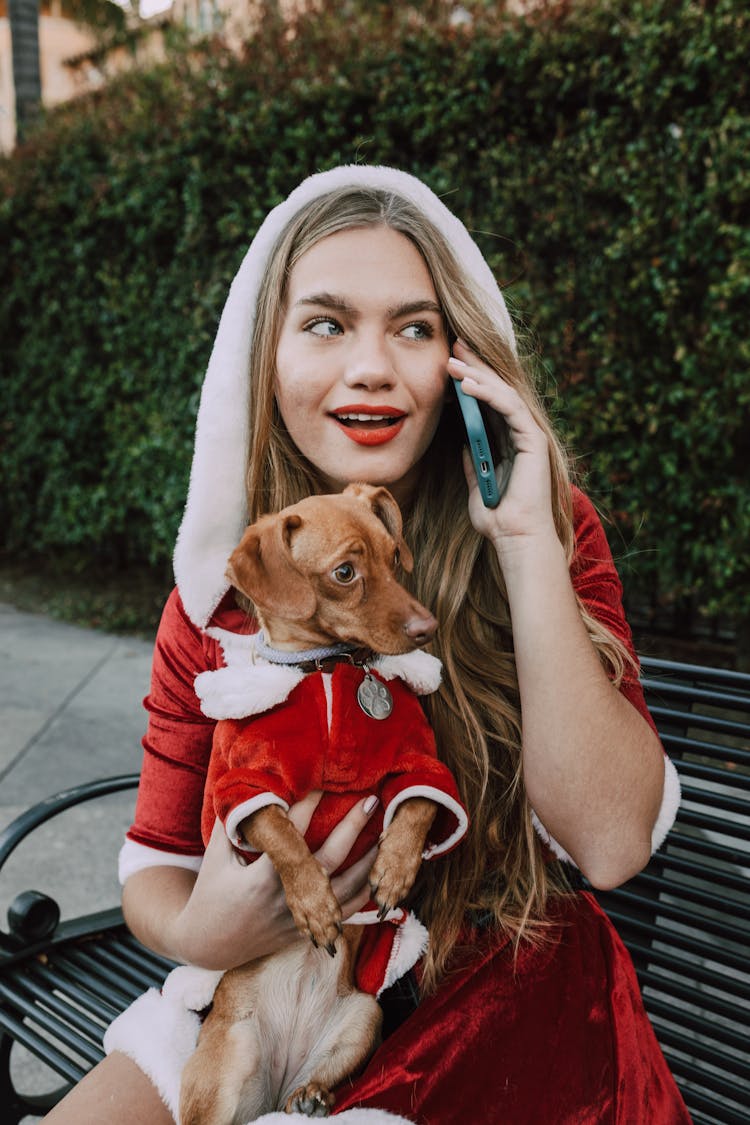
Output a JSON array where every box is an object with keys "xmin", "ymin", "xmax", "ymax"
[
  {"xmin": 294, "ymin": 292, "xmax": 357, "ymax": 314},
  {"xmin": 386, "ymin": 299, "xmax": 443, "ymax": 319},
  {"xmin": 293, "ymin": 293, "xmax": 443, "ymax": 319}
]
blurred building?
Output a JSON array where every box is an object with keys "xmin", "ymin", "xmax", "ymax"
[
  {"xmin": 1, "ymin": 3, "xmax": 533, "ymax": 152},
  {"xmin": 0, "ymin": 0, "xmax": 172, "ymax": 151}
]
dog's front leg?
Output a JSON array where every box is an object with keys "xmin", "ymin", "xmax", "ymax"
[
  {"xmin": 369, "ymin": 796, "xmax": 437, "ymax": 918},
  {"xmin": 242, "ymin": 804, "xmax": 343, "ymax": 953}
]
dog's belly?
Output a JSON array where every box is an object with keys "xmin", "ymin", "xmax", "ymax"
[{"xmin": 211, "ymin": 929, "xmax": 377, "ymax": 1112}]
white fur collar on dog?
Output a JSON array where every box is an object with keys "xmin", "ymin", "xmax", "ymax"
[
  {"xmin": 196, "ymin": 631, "xmax": 442, "ymax": 720},
  {"xmin": 173, "ymin": 164, "xmax": 517, "ymax": 630}
]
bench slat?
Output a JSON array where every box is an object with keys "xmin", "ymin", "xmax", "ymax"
[
  {"xmin": 657, "ymin": 1026, "xmax": 750, "ymax": 1093},
  {"xmin": 0, "ymin": 979, "xmax": 103, "ymax": 1066},
  {"xmin": 625, "ymin": 939, "xmax": 750, "ymax": 1001},
  {"xmin": 658, "ymin": 733, "xmax": 750, "ymax": 767},
  {"xmin": 658, "ymin": 829, "xmax": 749, "ymax": 868},
  {"xmin": 650, "ymin": 849, "xmax": 748, "ymax": 895},
  {"xmin": 660, "ymin": 1056, "xmax": 748, "ymax": 1125},
  {"xmin": 647, "ymin": 996, "xmax": 748, "ymax": 1057},
  {"xmin": 27, "ymin": 962, "xmax": 124, "ymax": 1021},
  {"xmin": 0, "ymin": 1007, "xmax": 87, "ymax": 1085},
  {"xmin": 602, "ymin": 907, "xmax": 749, "ymax": 973},
  {"xmin": 1, "ymin": 971, "xmax": 109, "ymax": 1040},
  {"xmin": 605, "ymin": 887, "xmax": 748, "ymax": 946},
  {"xmin": 631, "ymin": 870, "xmax": 750, "ymax": 921}
]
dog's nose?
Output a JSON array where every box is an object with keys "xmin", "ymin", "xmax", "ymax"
[{"xmin": 404, "ymin": 612, "xmax": 437, "ymax": 646}]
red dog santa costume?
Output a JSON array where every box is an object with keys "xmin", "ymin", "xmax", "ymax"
[{"xmin": 195, "ymin": 634, "xmax": 467, "ymax": 998}]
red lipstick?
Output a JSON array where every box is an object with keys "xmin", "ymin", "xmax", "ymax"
[{"xmin": 329, "ymin": 405, "xmax": 406, "ymax": 447}]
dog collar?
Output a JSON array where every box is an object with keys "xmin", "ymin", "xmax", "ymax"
[
  {"xmin": 254, "ymin": 632, "xmax": 372, "ymax": 674},
  {"xmin": 254, "ymin": 632, "xmax": 387, "ymax": 714}
]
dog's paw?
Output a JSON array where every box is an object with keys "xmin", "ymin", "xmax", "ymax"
[
  {"xmin": 285, "ymin": 865, "xmax": 343, "ymax": 954},
  {"xmin": 285, "ymin": 1082, "xmax": 334, "ymax": 1116},
  {"xmin": 368, "ymin": 843, "xmax": 421, "ymax": 920}
]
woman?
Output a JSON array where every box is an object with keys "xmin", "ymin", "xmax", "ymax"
[{"xmin": 46, "ymin": 165, "xmax": 687, "ymax": 1123}]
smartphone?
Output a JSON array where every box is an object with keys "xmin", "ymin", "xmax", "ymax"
[{"xmin": 451, "ymin": 377, "xmax": 513, "ymax": 508}]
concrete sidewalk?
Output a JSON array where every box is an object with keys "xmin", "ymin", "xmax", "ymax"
[{"xmin": 0, "ymin": 601, "xmax": 155, "ymax": 1119}]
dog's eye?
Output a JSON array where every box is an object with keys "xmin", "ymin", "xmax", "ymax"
[{"xmin": 333, "ymin": 563, "xmax": 356, "ymax": 584}]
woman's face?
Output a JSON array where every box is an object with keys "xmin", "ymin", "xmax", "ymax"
[{"xmin": 274, "ymin": 225, "xmax": 450, "ymax": 506}]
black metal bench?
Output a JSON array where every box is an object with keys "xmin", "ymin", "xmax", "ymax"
[
  {"xmin": 1, "ymin": 658, "xmax": 748, "ymax": 1123},
  {"xmin": 0, "ymin": 776, "xmax": 176, "ymax": 1122}
]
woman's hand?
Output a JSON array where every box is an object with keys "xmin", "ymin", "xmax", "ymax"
[
  {"xmin": 123, "ymin": 792, "xmax": 379, "ymax": 971},
  {"xmin": 447, "ymin": 339, "xmax": 557, "ymax": 559}
]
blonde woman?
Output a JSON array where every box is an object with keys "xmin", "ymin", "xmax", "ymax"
[{"xmin": 46, "ymin": 166, "xmax": 687, "ymax": 1123}]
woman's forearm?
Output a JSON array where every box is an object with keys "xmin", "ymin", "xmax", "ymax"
[
  {"xmin": 500, "ymin": 529, "xmax": 664, "ymax": 889},
  {"xmin": 122, "ymin": 866, "xmax": 198, "ymax": 963}
]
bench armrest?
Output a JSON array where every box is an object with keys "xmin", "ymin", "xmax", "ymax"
[
  {"xmin": 0, "ymin": 774, "xmax": 140, "ymax": 873},
  {"xmin": 0, "ymin": 775, "xmax": 140, "ymax": 950}
]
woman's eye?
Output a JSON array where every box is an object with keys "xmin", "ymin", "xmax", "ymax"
[
  {"xmin": 393, "ymin": 548, "xmax": 401, "ymax": 567},
  {"xmin": 333, "ymin": 563, "xmax": 356, "ymax": 584},
  {"xmin": 400, "ymin": 322, "xmax": 433, "ymax": 340},
  {"xmin": 306, "ymin": 318, "xmax": 342, "ymax": 337}
]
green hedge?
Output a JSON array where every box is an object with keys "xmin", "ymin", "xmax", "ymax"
[{"xmin": 1, "ymin": 0, "xmax": 748, "ymax": 627}]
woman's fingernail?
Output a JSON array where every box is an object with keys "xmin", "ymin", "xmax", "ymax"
[
  {"xmin": 448, "ymin": 356, "xmax": 467, "ymax": 366},
  {"xmin": 363, "ymin": 796, "xmax": 379, "ymax": 816}
]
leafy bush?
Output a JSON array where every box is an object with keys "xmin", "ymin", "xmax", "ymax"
[{"xmin": 1, "ymin": 0, "xmax": 747, "ymax": 630}]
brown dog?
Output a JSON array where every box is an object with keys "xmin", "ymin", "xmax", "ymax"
[{"xmin": 180, "ymin": 484, "xmax": 466, "ymax": 1124}]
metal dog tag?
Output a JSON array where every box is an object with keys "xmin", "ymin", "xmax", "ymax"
[{"xmin": 357, "ymin": 673, "xmax": 393, "ymax": 720}]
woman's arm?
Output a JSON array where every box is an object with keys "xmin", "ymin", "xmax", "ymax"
[
  {"xmin": 123, "ymin": 793, "xmax": 379, "ymax": 969},
  {"xmin": 448, "ymin": 341, "xmax": 664, "ymax": 889}
]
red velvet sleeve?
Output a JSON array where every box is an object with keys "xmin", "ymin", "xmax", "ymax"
[
  {"xmin": 127, "ymin": 588, "xmax": 219, "ymax": 856},
  {"xmin": 570, "ymin": 486, "xmax": 655, "ymax": 731}
]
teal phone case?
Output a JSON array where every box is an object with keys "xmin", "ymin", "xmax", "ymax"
[{"xmin": 451, "ymin": 377, "xmax": 501, "ymax": 508}]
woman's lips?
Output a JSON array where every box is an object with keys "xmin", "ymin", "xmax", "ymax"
[{"xmin": 330, "ymin": 407, "xmax": 406, "ymax": 446}]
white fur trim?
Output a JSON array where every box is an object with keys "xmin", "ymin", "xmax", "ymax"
[
  {"xmin": 530, "ymin": 810, "xmax": 576, "ymax": 865},
  {"xmin": 173, "ymin": 165, "xmax": 516, "ymax": 629},
  {"xmin": 161, "ymin": 964, "xmax": 225, "ymax": 1011},
  {"xmin": 206, "ymin": 626, "xmax": 259, "ymax": 664},
  {"xmin": 650, "ymin": 755, "xmax": 682, "ymax": 852},
  {"xmin": 347, "ymin": 906, "xmax": 406, "ymax": 926},
  {"xmin": 530, "ymin": 753, "xmax": 683, "ymax": 865},
  {"xmin": 382, "ymin": 785, "xmax": 468, "ymax": 859},
  {"xmin": 118, "ymin": 839, "xmax": 202, "ymax": 885},
  {"xmin": 104, "ymin": 966, "xmax": 225, "ymax": 1123},
  {"xmin": 103, "ymin": 985, "xmax": 202, "ymax": 1122},
  {"xmin": 378, "ymin": 911, "xmax": 429, "ymax": 998},
  {"xmin": 225, "ymin": 793, "xmax": 290, "ymax": 850},
  {"xmin": 195, "ymin": 662, "xmax": 306, "ymax": 720},
  {"xmin": 254, "ymin": 1113, "xmax": 414, "ymax": 1124},
  {"xmin": 375, "ymin": 650, "xmax": 442, "ymax": 695}
]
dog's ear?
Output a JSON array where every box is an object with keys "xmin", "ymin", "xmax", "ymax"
[
  {"xmin": 345, "ymin": 483, "xmax": 414, "ymax": 572},
  {"xmin": 225, "ymin": 514, "xmax": 316, "ymax": 617}
]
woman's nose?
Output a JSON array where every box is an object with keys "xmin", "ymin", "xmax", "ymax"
[{"xmin": 343, "ymin": 332, "xmax": 395, "ymax": 389}]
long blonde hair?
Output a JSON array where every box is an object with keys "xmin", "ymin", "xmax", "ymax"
[{"xmin": 245, "ymin": 187, "xmax": 630, "ymax": 990}]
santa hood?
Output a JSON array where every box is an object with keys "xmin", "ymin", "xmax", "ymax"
[{"xmin": 173, "ymin": 164, "xmax": 517, "ymax": 630}]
